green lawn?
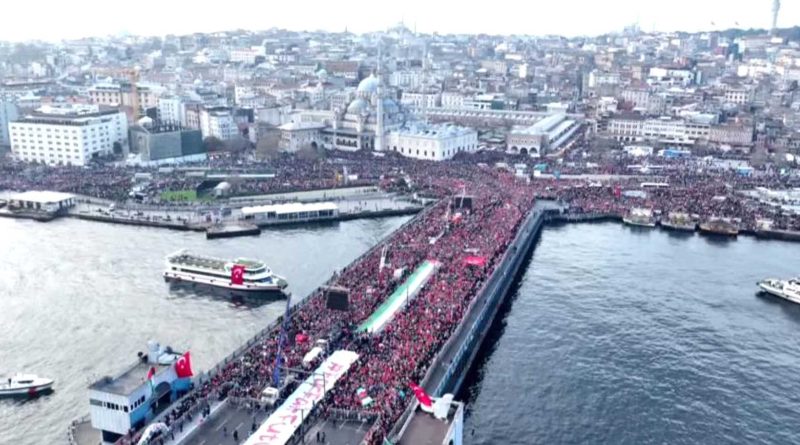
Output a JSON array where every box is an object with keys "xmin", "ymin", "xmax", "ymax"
[{"xmin": 160, "ymin": 190, "xmax": 210, "ymax": 202}]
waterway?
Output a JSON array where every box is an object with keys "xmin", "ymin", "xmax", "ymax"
[
  {"xmin": 463, "ymin": 222, "xmax": 800, "ymax": 445},
  {"xmin": 0, "ymin": 215, "xmax": 410, "ymax": 445}
]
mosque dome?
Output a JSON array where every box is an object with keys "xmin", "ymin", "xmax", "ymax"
[
  {"xmin": 347, "ymin": 97, "xmax": 370, "ymax": 114},
  {"xmin": 357, "ymin": 74, "xmax": 380, "ymax": 94}
]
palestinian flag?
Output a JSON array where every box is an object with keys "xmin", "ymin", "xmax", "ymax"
[{"xmin": 146, "ymin": 366, "xmax": 157, "ymax": 395}]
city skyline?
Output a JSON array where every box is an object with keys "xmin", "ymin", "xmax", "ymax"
[{"xmin": 1, "ymin": 0, "xmax": 799, "ymax": 42}]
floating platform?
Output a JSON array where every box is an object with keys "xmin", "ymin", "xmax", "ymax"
[
  {"xmin": 0, "ymin": 208, "xmax": 59, "ymax": 222},
  {"xmin": 74, "ymin": 213, "xmax": 203, "ymax": 231},
  {"xmin": 205, "ymin": 223, "xmax": 261, "ymax": 239}
]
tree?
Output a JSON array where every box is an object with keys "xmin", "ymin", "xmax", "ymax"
[
  {"xmin": 203, "ymin": 136, "xmax": 226, "ymax": 152},
  {"xmin": 296, "ymin": 143, "xmax": 326, "ymax": 162}
]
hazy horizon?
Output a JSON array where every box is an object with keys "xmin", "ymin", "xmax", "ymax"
[{"xmin": 1, "ymin": 0, "xmax": 798, "ymax": 43}]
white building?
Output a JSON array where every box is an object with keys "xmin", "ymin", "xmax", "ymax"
[
  {"xmin": 400, "ymin": 90, "xmax": 440, "ymax": 109},
  {"xmin": 588, "ymin": 70, "xmax": 621, "ymax": 88},
  {"xmin": 278, "ymin": 121, "xmax": 326, "ymax": 152},
  {"xmin": 389, "ymin": 70, "xmax": 424, "ymax": 89},
  {"xmin": 229, "ymin": 46, "xmax": 266, "ymax": 65},
  {"xmin": 88, "ymin": 83, "xmax": 162, "ymax": 114},
  {"xmin": 10, "ymin": 104, "xmax": 128, "ymax": 166},
  {"xmin": 0, "ymin": 100, "xmax": 19, "ymax": 148},
  {"xmin": 607, "ymin": 115, "xmax": 710, "ymax": 145},
  {"xmin": 441, "ymin": 92, "xmax": 466, "ymax": 109},
  {"xmin": 157, "ymin": 96, "xmax": 185, "ymax": 126},
  {"xmin": 507, "ymin": 113, "xmax": 582, "ymax": 157},
  {"xmin": 647, "ymin": 67, "xmax": 694, "ymax": 87},
  {"xmin": 199, "ymin": 107, "xmax": 237, "ymax": 140},
  {"xmin": 723, "ymin": 86, "xmax": 753, "ymax": 106},
  {"xmin": 385, "ymin": 123, "xmax": 478, "ymax": 161}
]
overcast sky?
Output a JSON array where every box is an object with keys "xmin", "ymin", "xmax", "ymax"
[{"xmin": 1, "ymin": 0, "xmax": 796, "ymax": 42}]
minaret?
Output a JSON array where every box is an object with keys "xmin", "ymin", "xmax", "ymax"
[
  {"xmin": 375, "ymin": 45, "xmax": 385, "ymax": 152},
  {"xmin": 422, "ymin": 44, "xmax": 429, "ymax": 126}
]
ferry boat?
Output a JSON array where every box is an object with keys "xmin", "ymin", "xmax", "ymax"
[
  {"xmin": 757, "ymin": 277, "xmax": 800, "ymax": 305},
  {"xmin": 622, "ymin": 208, "xmax": 656, "ymax": 228},
  {"xmin": 660, "ymin": 212, "xmax": 696, "ymax": 232},
  {"xmin": 0, "ymin": 374, "xmax": 53, "ymax": 397},
  {"xmin": 164, "ymin": 250, "xmax": 288, "ymax": 294},
  {"xmin": 699, "ymin": 217, "xmax": 739, "ymax": 237}
]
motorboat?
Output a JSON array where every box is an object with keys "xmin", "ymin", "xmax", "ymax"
[{"xmin": 0, "ymin": 374, "xmax": 54, "ymax": 397}]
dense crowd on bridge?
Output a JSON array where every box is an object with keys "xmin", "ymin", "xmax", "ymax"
[{"xmin": 111, "ymin": 165, "xmax": 539, "ymax": 445}]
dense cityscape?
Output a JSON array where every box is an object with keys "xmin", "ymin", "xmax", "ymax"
[{"xmin": 1, "ymin": 6, "xmax": 800, "ymax": 445}]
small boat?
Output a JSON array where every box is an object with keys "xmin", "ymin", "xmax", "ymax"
[
  {"xmin": 164, "ymin": 249, "xmax": 288, "ymax": 295},
  {"xmin": 758, "ymin": 277, "xmax": 800, "ymax": 305},
  {"xmin": 754, "ymin": 219, "xmax": 800, "ymax": 242},
  {"xmin": 699, "ymin": 217, "xmax": 739, "ymax": 237},
  {"xmin": 0, "ymin": 374, "xmax": 54, "ymax": 397},
  {"xmin": 623, "ymin": 208, "xmax": 656, "ymax": 228},
  {"xmin": 660, "ymin": 212, "xmax": 696, "ymax": 232}
]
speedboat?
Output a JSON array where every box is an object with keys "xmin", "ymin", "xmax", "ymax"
[
  {"xmin": 0, "ymin": 374, "xmax": 54, "ymax": 397},
  {"xmin": 758, "ymin": 278, "xmax": 800, "ymax": 305}
]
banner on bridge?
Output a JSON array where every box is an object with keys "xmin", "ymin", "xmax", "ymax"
[{"xmin": 243, "ymin": 350, "xmax": 359, "ymax": 445}]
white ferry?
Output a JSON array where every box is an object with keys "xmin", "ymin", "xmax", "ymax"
[
  {"xmin": 0, "ymin": 374, "xmax": 54, "ymax": 397},
  {"xmin": 164, "ymin": 250, "xmax": 288, "ymax": 294},
  {"xmin": 623, "ymin": 208, "xmax": 656, "ymax": 228},
  {"xmin": 758, "ymin": 277, "xmax": 800, "ymax": 305}
]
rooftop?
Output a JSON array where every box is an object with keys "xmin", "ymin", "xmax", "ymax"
[
  {"xmin": 398, "ymin": 402, "xmax": 462, "ymax": 445},
  {"xmin": 10, "ymin": 191, "xmax": 76, "ymax": 203},
  {"xmin": 241, "ymin": 201, "xmax": 338, "ymax": 216},
  {"xmin": 89, "ymin": 358, "xmax": 173, "ymax": 396},
  {"xmin": 391, "ymin": 123, "xmax": 476, "ymax": 139}
]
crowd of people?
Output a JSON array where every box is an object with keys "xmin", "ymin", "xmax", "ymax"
[
  {"xmin": 110, "ymin": 163, "xmax": 540, "ymax": 445},
  {"xmin": 4, "ymin": 149, "xmax": 799, "ymax": 445}
]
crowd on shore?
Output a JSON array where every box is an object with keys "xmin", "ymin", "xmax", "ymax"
[{"xmin": 2, "ymin": 151, "xmax": 797, "ymax": 233}]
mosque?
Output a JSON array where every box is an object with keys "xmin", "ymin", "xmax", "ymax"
[{"xmin": 280, "ymin": 68, "xmax": 478, "ymax": 161}]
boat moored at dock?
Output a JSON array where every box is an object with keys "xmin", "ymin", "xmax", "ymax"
[
  {"xmin": 755, "ymin": 219, "xmax": 800, "ymax": 242},
  {"xmin": 758, "ymin": 277, "xmax": 800, "ymax": 304},
  {"xmin": 660, "ymin": 212, "xmax": 697, "ymax": 232},
  {"xmin": 163, "ymin": 249, "xmax": 288, "ymax": 295},
  {"xmin": 623, "ymin": 208, "xmax": 656, "ymax": 228},
  {"xmin": 699, "ymin": 217, "xmax": 739, "ymax": 237}
]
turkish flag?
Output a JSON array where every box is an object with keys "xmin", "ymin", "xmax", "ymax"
[
  {"xmin": 175, "ymin": 352, "xmax": 193, "ymax": 378},
  {"xmin": 409, "ymin": 382, "xmax": 433, "ymax": 412},
  {"xmin": 231, "ymin": 264, "xmax": 245, "ymax": 285}
]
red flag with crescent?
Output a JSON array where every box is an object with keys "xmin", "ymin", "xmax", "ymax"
[
  {"xmin": 175, "ymin": 352, "xmax": 193, "ymax": 378},
  {"xmin": 409, "ymin": 382, "xmax": 433, "ymax": 412},
  {"xmin": 231, "ymin": 264, "xmax": 245, "ymax": 285}
]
